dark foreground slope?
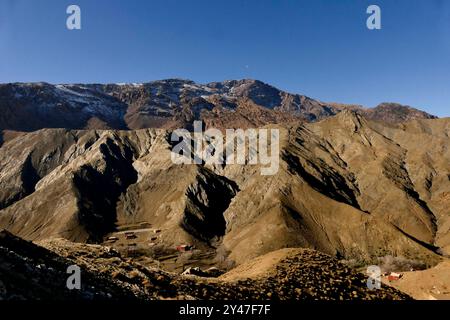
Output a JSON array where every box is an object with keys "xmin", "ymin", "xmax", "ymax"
[
  {"xmin": 0, "ymin": 230, "xmax": 410, "ymax": 301},
  {"xmin": 0, "ymin": 230, "xmax": 143, "ymax": 300}
]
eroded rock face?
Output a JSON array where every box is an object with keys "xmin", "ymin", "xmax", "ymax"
[{"xmin": 183, "ymin": 169, "xmax": 239, "ymax": 242}]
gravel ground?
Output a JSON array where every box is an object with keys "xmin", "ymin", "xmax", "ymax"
[{"xmin": 1, "ymin": 230, "xmax": 410, "ymax": 301}]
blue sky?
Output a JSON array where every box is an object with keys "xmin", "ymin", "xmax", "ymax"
[{"xmin": 0, "ymin": 0, "xmax": 449, "ymax": 117}]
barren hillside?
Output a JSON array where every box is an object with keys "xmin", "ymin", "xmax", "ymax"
[{"xmin": 0, "ymin": 113, "xmax": 448, "ymax": 269}]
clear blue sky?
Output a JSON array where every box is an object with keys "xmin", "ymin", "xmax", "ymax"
[{"xmin": 0, "ymin": 0, "xmax": 449, "ymax": 116}]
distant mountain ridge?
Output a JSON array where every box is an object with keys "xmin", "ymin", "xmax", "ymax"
[{"xmin": 0, "ymin": 79, "xmax": 438, "ymax": 132}]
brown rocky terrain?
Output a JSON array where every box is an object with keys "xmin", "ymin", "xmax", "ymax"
[
  {"xmin": 0, "ymin": 230, "xmax": 145, "ymax": 300},
  {"xmin": 0, "ymin": 230, "xmax": 410, "ymax": 301},
  {"xmin": 328, "ymin": 102, "xmax": 437, "ymax": 123},
  {"xmin": 382, "ymin": 260, "xmax": 450, "ymax": 300}
]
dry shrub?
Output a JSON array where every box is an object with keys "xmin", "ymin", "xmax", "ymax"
[
  {"xmin": 213, "ymin": 245, "xmax": 236, "ymax": 271},
  {"xmin": 377, "ymin": 255, "xmax": 427, "ymax": 273}
]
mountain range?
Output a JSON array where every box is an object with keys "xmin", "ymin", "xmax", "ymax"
[
  {"xmin": 0, "ymin": 79, "xmax": 437, "ymax": 133},
  {"xmin": 0, "ymin": 79, "xmax": 448, "ymax": 300}
]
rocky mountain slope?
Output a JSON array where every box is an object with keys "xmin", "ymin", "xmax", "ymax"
[
  {"xmin": 0, "ymin": 112, "xmax": 448, "ymax": 272},
  {"xmin": 0, "ymin": 80, "xmax": 437, "ymax": 132}
]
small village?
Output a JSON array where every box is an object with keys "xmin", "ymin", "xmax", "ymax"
[{"xmin": 102, "ymin": 222, "xmax": 217, "ymax": 274}]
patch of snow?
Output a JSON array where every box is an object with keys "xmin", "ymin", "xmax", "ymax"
[
  {"xmin": 116, "ymin": 83, "xmax": 143, "ymax": 87},
  {"xmin": 53, "ymin": 85, "xmax": 122, "ymax": 117},
  {"xmin": 183, "ymin": 84, "xmax": 202, "ymax": 91},
  {"xmin": 55, "ymin": 85, "xmax": 90, "ymax": 98}
]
